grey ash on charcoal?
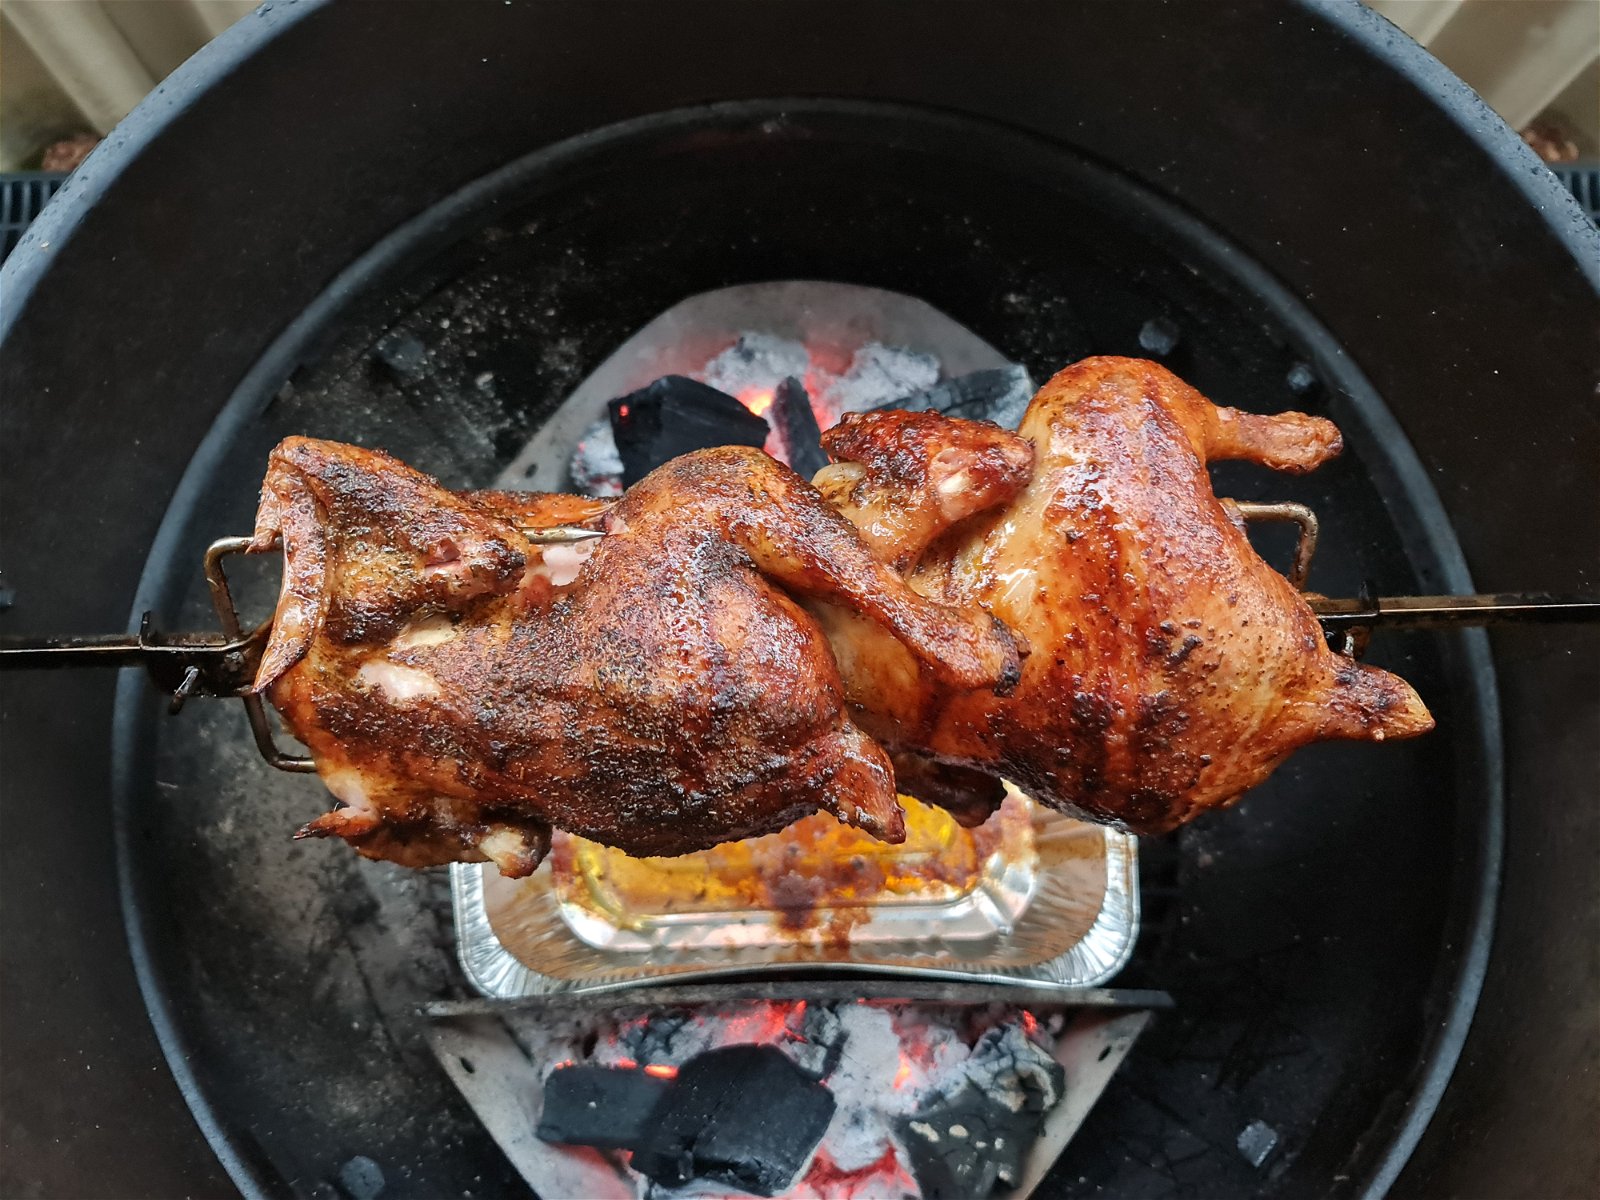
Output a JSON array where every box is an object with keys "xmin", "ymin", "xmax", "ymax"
[
  {"xmin": 894, "ymin": 1024, "xmax": 1066, "ymax": 1199},
  {"xmin": 567, "ymin": 333, "xmax": 1034, "ymax": 499},
  {"xmin": 532, "ymin": 1000, "xmax": 1066, "ymax": 1198}
]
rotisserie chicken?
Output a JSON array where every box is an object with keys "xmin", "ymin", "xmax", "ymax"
[
  {"xmin": 813, "ymin": 357, "xmax": 1433, "ymax": 832},
  {"xmin": 250, "ymin": 356, "xmax": 1431, "ymax": 874},
  {"xmin": 252, "ymin": 436, "xmax": 1020, "ymax": 872}
]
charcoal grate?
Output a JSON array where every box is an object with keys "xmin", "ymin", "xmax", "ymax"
[
  {"xmin": 0, "ymin": 172, "xmax": 68, "ymax": 262},
  {"xmin": 1551, "ymin": 165, "xmax": 1600, "ymax": 225}
]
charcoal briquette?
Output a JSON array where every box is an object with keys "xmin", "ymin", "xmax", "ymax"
[
  {"xmin": 772, "ymin": 376, "xmax": 828, "ymax": 478},
  {"xmin": 536, "ymin": 1064, "xmax": 672, "ymax": 1151},
  {"xmin": 630, "ymin": 1044, "xmax": 836, "ymax": 1196},
  {"xmin": 608, "ymin": 375, "xmax": 769, "ymax": 486},
  {"xmin": 879, "ymin": 365, "xmax": 1035, "ymax": 430}
]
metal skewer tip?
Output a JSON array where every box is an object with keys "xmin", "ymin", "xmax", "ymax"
[
  {"xmin": 1307, "ymin": 593, "xmax": 1600, "ymax": 631},
  {"xmin": 520, "ymin": 525, "xmax": 606, "ymax": 544}
]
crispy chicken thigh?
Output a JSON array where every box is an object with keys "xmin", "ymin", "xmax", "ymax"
[
  {"xmin": 250, "ymin": 437, "xmax": 1019, "ymax": 873},
  {"xmin": 816, "ymin": 357, "xmax": 1433, "ymax": 832}
]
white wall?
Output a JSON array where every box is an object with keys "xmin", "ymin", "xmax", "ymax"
[
  {"xmin": 1368, "ymin": 0, "xmax": 1599, "ymax": 151},
  {"xmin": 0, "ymin": 0, "xmax": 257, "ymax": 168}
]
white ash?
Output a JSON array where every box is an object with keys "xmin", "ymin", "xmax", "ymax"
[
  {"xmin": 815, "ymin": 1003, "xmax": 973, "ymax": 1173},
  {"xmin": 813, "ymin": 343, "xmax": 940, "ymax": 423},
  {"xmin": 568, "ymin": 418, "xmax": 624, "ymax": 497},
  {"xmin": 815, "ymin": 1004, "xmax": 912, "ymax": 1171},
  {"xmin": 699, "ymin": 332, "xmax": 812, "ymax": 398},
  {"xmin": 950, "ymin": 1024, "xmax": 1064, "ymax": 1114}
]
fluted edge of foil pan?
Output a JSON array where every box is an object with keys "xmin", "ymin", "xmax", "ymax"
[{"xmin": 451, "ymin": 828, "xmax": 1139, "ymax": 999}]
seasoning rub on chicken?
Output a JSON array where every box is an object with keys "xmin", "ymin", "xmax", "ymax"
[
  {"xmin": 814, "ymin": 357, "xmax": 1432, "ymax": 832},
  {"xmin": 251, "ymin": 437, "xmax": 1020, "ymax": 874},
  {"xmin": 249, "ymin": 357, "xmax": 1431, "ymax": 875}
]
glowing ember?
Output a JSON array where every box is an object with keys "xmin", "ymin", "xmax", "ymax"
[
  {"xmin": 802, "ymin": 1144, "xmax": 917, "ymax": 1199},
  {"xmin": 717, "ymin": 999, "xmax": 803, "ymax": 1046},
  {"xmin": 740, "ymin": 387, "xmax": 775, "ymax": 417},
  {"xmin": 893, "ymin": 1054, "xmax": 913, "ymax": 1090},
  {"xmin": 506, "ymin": 996, "xmax": 1074, "ymax": 1199}
]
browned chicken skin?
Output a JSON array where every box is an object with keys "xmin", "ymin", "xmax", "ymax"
[
  {"xmin": 817, "ymin": 357, "xmax": 1432, "ymax": 831},
  {"xmin": 252, "ymin": 356, "xmax": 1432, "ymax": 872},
  {"xmin": 252, "ymin": 437, "xmax": 1020, "ymax": 873}
]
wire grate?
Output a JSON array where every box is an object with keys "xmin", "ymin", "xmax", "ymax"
[
  {"xmin": 0, "ymin": 172, "xmax": 68, "ymax": 262},
  {"xmin": 1551, "ymin": 165, "xmax": 1600, "ymax": 226}
]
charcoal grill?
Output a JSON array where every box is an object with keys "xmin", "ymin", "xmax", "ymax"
[{"xmin": 2, "ymin": 3, "xmax": 1596, "ymax": 1199}]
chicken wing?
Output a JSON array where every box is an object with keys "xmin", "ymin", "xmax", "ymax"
[
  {"xmin": 250, "ymin": 437, "xmax": 1020, "ymax": 874},
  {"xmin": 818, "ymin": 357, "xmax": 1432, "ymax": 832}
]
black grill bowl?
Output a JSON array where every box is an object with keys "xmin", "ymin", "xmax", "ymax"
[{"xmin": 2, "ymin": 3, "xmax": 1594, "ymax": 1199}]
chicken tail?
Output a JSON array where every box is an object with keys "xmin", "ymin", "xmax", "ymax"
[
  {"xmin": 1310, "ymin": 660, "xmax": 1436, "ymax": 743},
  {"xmin": 820, "ymin": 723, "xmax": 907, "ymax": 843}
]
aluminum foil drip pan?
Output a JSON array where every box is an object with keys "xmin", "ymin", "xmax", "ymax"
[{"xmin": 453, "ymin": 788, "xmax": 1139, "ymax": 998}]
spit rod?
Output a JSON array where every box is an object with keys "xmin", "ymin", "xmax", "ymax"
[{"xmin": 1307, "ymin": 593, "xmax": 1600, "ymax": 631}]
